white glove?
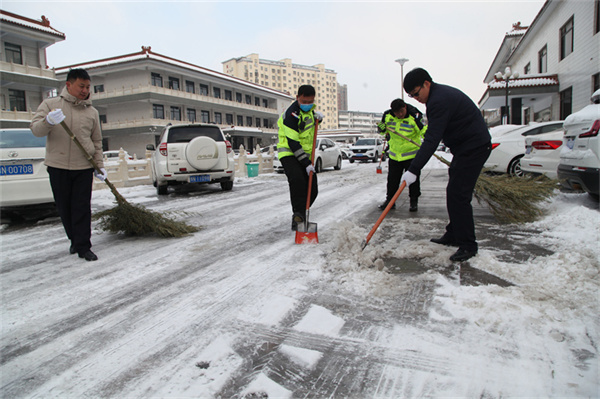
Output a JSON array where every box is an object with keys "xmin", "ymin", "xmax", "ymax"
[
  {"xmin": 400, "ymin": 171, "xmax": 417, "ymax": 186},
  {"xmin": 314, "ymin": 111, "xmax": 324, "ymax": 122},
  {"xmin": 46, "ymin": 109, "xmax": 65, "ymax": 125},
  {"xmin": 306, "ymin": 164, "xmax": 316, "ymax": 175},
  {"xmin": 94, "ymin": 168, "xmax": 108, "ymax": 181}
]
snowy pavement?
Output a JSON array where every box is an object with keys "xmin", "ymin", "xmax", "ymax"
[{"xmin": 1, "ymin": 157, "xmax": 598, "ymax": 398}]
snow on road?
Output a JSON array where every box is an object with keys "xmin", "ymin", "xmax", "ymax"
[{"xmin": 1, "ymin": 156, "xmax": 598, "ymax": 398}]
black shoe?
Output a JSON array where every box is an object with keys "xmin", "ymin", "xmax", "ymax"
[
  {"xmin": 79, "ymin": 250, "xmax": 98, "ymax": 261},
  {"xmin": 449, "ymin": 248, "xmax": 477, "ymax": 262},
  {"xmin": 69, "ymin": 245, "xmax": 76, "ymax": 255},
  {"xmin": 378, "ymin": 200, "xmax": 396, "ymax": 210},
  {"xmin": 430, "ymin": 236, "xmax": 458, "ymax": 247},
  {"xmin": 409, "ymin": 199, "xmax": 418, "ymax": 212},
  {"xmin": 291, "ymin": 213, "xmax": 304, "ymax": 231}
]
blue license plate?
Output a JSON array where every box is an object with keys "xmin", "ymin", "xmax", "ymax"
[
  {"xmin": 190, "ymin": 174, "xmax": 210, "ymax": 183},
  {"xmin": 0, "ymin": 164, "xmax": 34, "ymax": 176}
]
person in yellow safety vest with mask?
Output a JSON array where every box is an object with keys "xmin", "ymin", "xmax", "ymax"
[
  {"xmin": 377, "ymin": 98, "xmax": 427, "ymax": 212},
  {"xmin": 277, "ymin": 85, "xmax": 324, "ymax": 230}
]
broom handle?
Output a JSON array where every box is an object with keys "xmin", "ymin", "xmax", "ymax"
[
  {"xmin": 361, "ymin": 181, "xmax": 407, "ymax": 250},
  {"xmin": 59, "ymin": 121, "xmax": 127, "ymax": 205},
  {"xmin": 386, "ymin": 127, "xmax": 451, "ymax": 167},
  {"xmin": 304, "ymin": 119, "xmax": 319, "ymax": 230}
]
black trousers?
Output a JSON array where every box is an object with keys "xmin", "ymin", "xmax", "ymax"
[
  {"xmin": 387, "ymin": 158, "xmax": 420, "ymax": 201},
  {"xmin": 444, "ymin": 143, "xmax": 492, "ymax": 252},
  {"xmin": 47, "ymin": 166, "xmax": 94, "ymax": 254},
  {"xmin": 281, "ymin": 156, "xmax": 318, "ymax": 215}
]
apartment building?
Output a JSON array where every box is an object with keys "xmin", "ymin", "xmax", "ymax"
[
  {"xmin": 0, "ymin": 10, "xmax": 65, "ymax": 128},
  {"xmin": 479, "ymin": 0, "xmax": 600, "ymax": 125},
  {"xmin": 222, "ymin": 53, "xmax": 339, "ymax": 130},
  {"xmin": 337, "ymin": 83, "xmax": 348, "ymax": 112},
  {"xmin": 338, "ymin": 110, "xmax": 383, "ymax": 136},
  {"xmin": 54, "ymin": 47, "xmax": 294, "ymax": 157}
]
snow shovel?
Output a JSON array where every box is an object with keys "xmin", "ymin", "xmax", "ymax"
[
  {"xmin": 376, "ymin": 141, "xmax": 387, "ymax": 174},
  {"xmin": 361, "ymin": 181, "xmax": 406, "ymax": 250},
  {"xmin": 295, "ymin": 120, "xmax": 319, "ymax": 244}
]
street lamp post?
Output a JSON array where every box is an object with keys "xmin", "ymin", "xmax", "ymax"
[
  {"xmin": 395, "ymin": 58, "xmax": 409, "ymax": 100},
  {"xmin": 495, "ymin": 67, "xmax": 519, "ymax": 125}
]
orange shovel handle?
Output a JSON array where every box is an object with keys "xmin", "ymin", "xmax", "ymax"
[{"xmin": 362, "ymin": 180, "xmax": 407, "ymax": 249}]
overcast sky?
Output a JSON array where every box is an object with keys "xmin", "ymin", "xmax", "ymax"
[{"xmin": 3, "ymin": 0, "xmax": 546, "ymax": 112}]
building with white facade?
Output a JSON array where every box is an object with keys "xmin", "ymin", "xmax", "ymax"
[
  {"xmin": 337, "ymin": 110, "xmax": 383, "ymax": 136},
  {"xmin": 0, "ymin": 10, "xmax": 65, "ymax": 128},
  {"xmin": 479, "ymin": 0, "xmax": 600, "ymax": 126},
  {"xmin": 337, "ymin": 83, "xmax": 348, "ymax": 111},
  {"xmin": 222, "ymin": 53, "xmax": 339, "ymax": 130},
  {"xmin": 55, "ymin": 47, "xmax": 294, "ymax": 157}
]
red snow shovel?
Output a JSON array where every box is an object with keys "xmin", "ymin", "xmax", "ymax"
[
  {"xmin": 295, "ymin": 120, "xmax": 319, "ymax": 244},
  {"xmin": 376, "ymin": 141, "xmax": 387, "ymax": 174},
  {"xmin": 361, "ymin": 181, "xmax": 407, "ymax": 250}
]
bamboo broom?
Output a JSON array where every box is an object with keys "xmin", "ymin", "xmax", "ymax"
[
  {"xmin": 60, "ymin": 121, "xmax": 199, "ymax": 237},
  {"xmin": 387, "ymin": 127, "xmax": 557, "ymax": 223}
]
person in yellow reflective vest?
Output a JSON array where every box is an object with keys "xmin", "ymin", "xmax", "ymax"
[
  {"xmin": 277, "ymin": 85, "xmax": 324, "ymax": 230},
  {"xmin": 377, "ymin": 98, "xmax": 426, "ymax": 211}
]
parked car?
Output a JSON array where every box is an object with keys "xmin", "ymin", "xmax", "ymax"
[
  {"xmin": 0, "ymin": 128, "xmax": 54, "ymax": 209},
  {"xmin": 146, "ymin": 124, "xmax": 235, "ymax": 195},
  {"xmin": 272, "ymin": 138, "xmax": 342, "ymax": 173},
  {"xmin": 103, "ymin": 149, "xmax": 133, "ymax": 161},
  {"xmin": 557, "ymin": 89, "xmax": 600, "ymax": 200},
  {"xmin": 521, "ymin": 130, "xmax": 565, "ymax": 179},
  {"xmin": 339, "ymin": 146, "xmax": 353, "ymax": 160},
  {"xmin": 349, "ymin": 137, "xmax": 385, "ymax": 163},
  {"xmin": 484, "ymin": 121, "xmax": 564, "ymax": 176}
]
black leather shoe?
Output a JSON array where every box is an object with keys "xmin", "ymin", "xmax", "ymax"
[
  {"xmin": 69, "ymin": 245, "xmax": 76, "ymax": 255},
  {"xmin": 291, "ymin": 213, "xmax": 304, "ymax": 231},
  {"xmin": 409, "ymin": 199, "xmax": 418, "ymax": 212},
  {"xmin": 430, "ymin": 236, "xmax": 458, "ymax": 246},
  {"xmin": 79, "ymin": 250, "xmax": 98, "ymax": 261},
  {"xmin": 449, "ymin": 248, "xmax": 477, "ymax": 262},
  {"xmin": 378, "ymin": 200, "xmax": 396, "ymax": 210}
]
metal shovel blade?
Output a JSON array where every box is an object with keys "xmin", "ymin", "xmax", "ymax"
[{"xmin": 295, "ymin": 222, "xmax": 318, "ymax": 244}]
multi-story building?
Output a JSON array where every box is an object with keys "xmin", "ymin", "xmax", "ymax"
[
  {"xmin": 337, "ymin": 83, "xmax": 348, "ymax": 111},
  {"xmin": 479, "ymin": 0, "xmax": 600, "ymax": 126},
  {"xmin": 54, "ymin": 46, "xmax": 294, "ymax": 157},
  {"xmin": 222, "ymin": 53, "xmax": 339, "ymax": 130},
  {"xmin": 338, "ymin": 110, "xmax": 383, "ymax": 136},
  {"xmin": 0, "ymin": 10, "xmax": 65, "ymax": 128}
]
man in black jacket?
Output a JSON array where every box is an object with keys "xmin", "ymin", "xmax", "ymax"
[{"xmin": 400, "ymin": 68, "xmax": 491, "ymax": 262}]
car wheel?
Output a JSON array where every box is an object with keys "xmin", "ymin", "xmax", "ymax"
[
  {"xmin": 315, "ymin": 158, "xmax": 323, "ymax": 173},
  {"xmin": 186, "ymin": 136, "xmax": 220, "ymax": 170},
  {"xmin": 157, "ymin": 184, "xmax": 168, "ymax": 195},
  {"xmin": 220, "ymin": 180, "xmax": 234, "ymax": 191},
  {"xmin": 508, "ymin": 155, "xmax": 524, "ymax": 177},
  {"xmin": 334, "ymin": 156, "xmax": 342, "ymax": 170},
  {"xmin": 373, "ymin": 152, "xmax": 379, "ymax": 163},
  {"xmin": 349, "ymin": 159, "xmax": 355, "ymax": 164}
]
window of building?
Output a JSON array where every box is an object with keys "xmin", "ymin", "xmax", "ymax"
[
  {"xmin": 593, "ymin": 73, "xmax": 600, "ymax": 93},
  {"xmin": 187, "ymin": 108, "xmax": 196, "ymax": 122},
  {"xmin": 236, "ymin": 93, "xmax": 242, "ymax": 103},
  {"xmin": 201, "ymin": 110, "xmax": 210, "ymax": 123},
  {"xmin": 225, "ymin": 90, "xmax": 232, "ymax": 101},
  {"xmin": 153, "ymin": 104, "xmax": 164, "ymax": 119},
  {"xmin": 94, "ymin": 84, "xmax": 104, "ymax": 93},
  {"xmin": 215, "ymin": 112, "xmax": 222, "ymax": 124},
  {"xmin": 560, "ymin": 86, "xmax": 573, "ymax": 119},
  {"xmin": 538, "ymin": 45, "xmax": 548, "ymax": 73},
  {"xmin": 237, "ymin": 115, "xmax": 244, "ymax": 126},
  {"xmin": 595, "ymin": 0, "xmax": 600, "ymax": 34},
  {"xmin": 245, "ymin": 95, "xmax": 251, "ymax": 104},
  {"xmin": 185, "ymin": 80, "xmax": 195, "ymax": 94},
  {"xmin": 170, "ymin": 106, "xmax": 181, "ymax": 121},
  {"xmin": 213, "ymin": 87, "xmax": 221, "ymax": 99},
  {"xmin": 560, "ymin": 16, "xmax": 574, "ymax": 60},
  {"xmin": 226, "ymin": 113, "xmax": 233, "ymax": 124},
  {"xmin": 256, "ymin": 118, "xmax": 261, "ymax": 127},
  {"xmin": 5, "ymin": 43, "xmax": 22, "ymax": 64},
  {"xmin": 151, "ymin": 73, "xmax": 163, "ymax": 87},
  {"xmin": 262, "ymin": 99, "xmax": 268, "ymax": 108},
  {"xmin": 246, "ymin": 116, "xmax": 253, "ymax": 126},
  {"xmin": 8, "ymin": 89, "xmax": 26, "ymax": 111},
  {"xmin": 169, "ymin": 77, "xmax": 180, "ymax": 90},
  {"xmin": 99, "ymin": 115, "xmax": 107, "ymax": 124},
  {"xmin": 200, "ymin": 84, "xmax": 209, "ymax": 95},
  {"xmin": 255, "ymin": 97, "xmax": 260, "ymax": 106},
  {"xmin": 524, "ymin": 63, "xmax": 531, "ymax": 75},
  {"xmin": 263, "ymin": 118, "xmax": 269, "ymax": 128}
]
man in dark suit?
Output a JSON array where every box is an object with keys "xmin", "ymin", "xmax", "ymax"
[{"xmin": 400, "ymin": 68, "xmax": 491, "ymax": 262}]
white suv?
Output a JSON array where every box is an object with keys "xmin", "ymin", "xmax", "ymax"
[
  {"xmin": 557, "ymin": 89, "xmax": 600, "ymax": 200},
  {"xmin": 147, "ymin": 124, "xmax": 235, "ymax": 195},
  {"xmin": 349, "ymin": 137, "xmax": 385, "ymax": 163}
]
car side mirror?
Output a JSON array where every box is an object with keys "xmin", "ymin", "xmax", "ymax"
[{"xmin": 146, "ymin": 144, "xmax": 155, "ymax": 151}]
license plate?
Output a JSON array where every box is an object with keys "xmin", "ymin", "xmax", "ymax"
[
  {"xmin": 525, "ymin": 146, "xmax": 532, "ymax": 155},
  {"xmin": 566, "ymin": 138, "xmax": 575, "ymax": 149},
  {"xmin": 0, "ymin": 164, "xmax": 34, "ymax": 176},
  {"xmin": 189, "ymin": 174, "xmax": 210, "ymax": 183}
]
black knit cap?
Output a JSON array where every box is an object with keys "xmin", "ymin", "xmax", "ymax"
[{"xmin": 403, "ymin": 68, "xmax": 432, "ymax": 93}]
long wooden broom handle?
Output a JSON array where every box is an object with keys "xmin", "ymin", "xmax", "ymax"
[
  {"xmin": 361, "ymin": 180, "xmax": 407, "ymax": 250},
  {"xmin": 59, "ymin": 121, "xmax": 127, "ymax": 204},
  {"xmin": 386, "ymin": 127, "xmax": 451, "ymax": 167},
  {"xmin": 304, "ymin": 119, "xmax": 319, "ymax": 212}
]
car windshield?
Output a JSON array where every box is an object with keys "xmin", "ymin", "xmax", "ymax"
[
  {"xmin": 355, "ymin": 139, "xmax": 375, "ymax": 146},
  {"xmin": 166, "ymin": 126, "xmax": 224, "ymax": 143},
  {"xmin": 0, "ymin": 129, "xmax": 46, "ymax": 148}
]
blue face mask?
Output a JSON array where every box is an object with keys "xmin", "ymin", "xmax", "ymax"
[{"xmin": 299, "ymin": 103, "xmax": 313, "ymax": 112}]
